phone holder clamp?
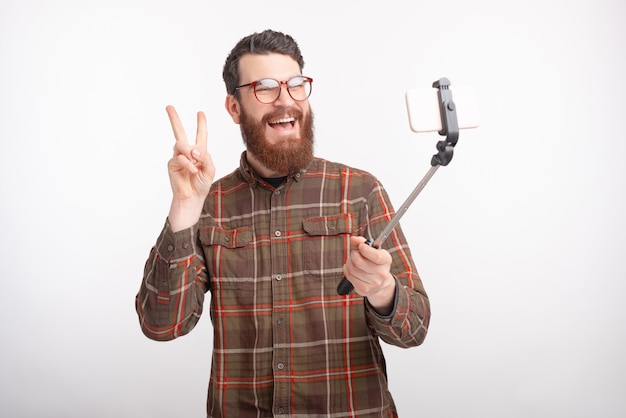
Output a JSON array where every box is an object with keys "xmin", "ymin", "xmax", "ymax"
[{"xmin": 431, "ymin": 78, "xmax": 460, "ymax": 167}]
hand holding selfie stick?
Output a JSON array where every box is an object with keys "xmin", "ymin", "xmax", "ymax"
[{"xmin": 337, "ymin": 78, "xmax": 461, "ymax": 296}]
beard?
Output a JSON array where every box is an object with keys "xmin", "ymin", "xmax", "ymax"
[{"xmin": 239, "ymin": 105, "xmax": 315, "ymax": 175}]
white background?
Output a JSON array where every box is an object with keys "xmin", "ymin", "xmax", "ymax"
[{"xmin": 1, "ymin": 0, "xmax": 625, "ymax": 417}]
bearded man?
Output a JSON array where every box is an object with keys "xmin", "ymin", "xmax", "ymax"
[{"xmin": 136, "ymin": 29, "xmax": 430, "ymax": 418}]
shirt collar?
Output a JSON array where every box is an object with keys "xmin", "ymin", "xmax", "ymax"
[{"xmin": 238, "ymin": 151, "xmax": 308, "ymax": 187}]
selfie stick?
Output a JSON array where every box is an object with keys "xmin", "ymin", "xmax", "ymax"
[{"xmin": 337, "ymin": 78, "xmax": 460, "ymax": 296}]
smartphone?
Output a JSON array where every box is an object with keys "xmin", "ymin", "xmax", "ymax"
[{"xmin": 405, "ymin": 85, "xmax": 480, "ymax": 133}]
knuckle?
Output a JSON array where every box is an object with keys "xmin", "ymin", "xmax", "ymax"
[{"xmin": 353, "ymin": 255, "xmax": 367, "ymax": 270}]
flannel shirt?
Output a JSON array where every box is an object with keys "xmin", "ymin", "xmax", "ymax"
[{"xmin": 136, "ymin": 153, "xmax": 430, "ymax": 417}]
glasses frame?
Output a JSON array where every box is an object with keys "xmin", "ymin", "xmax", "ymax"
[{"xmin": 235, "ymin": 76, "xmax": 313, "ymax": 104}]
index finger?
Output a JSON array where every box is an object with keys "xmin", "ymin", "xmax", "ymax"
[
  {"xmin": 165, "ymin": 105, "xmax": 189, "ymax": 144},
  {"xmin": 353, "ymin": 236, "xmax": 389, "ymax": 265}
]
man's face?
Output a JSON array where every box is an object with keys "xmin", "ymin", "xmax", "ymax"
[{"xmin": 228, "ymin": 53, "xmax": 314, "ymax": 176}]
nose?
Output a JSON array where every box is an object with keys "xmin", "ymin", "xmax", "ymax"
[{"xmin": 273, "ymin": 82, "xmax": 296, "ymax": 106}]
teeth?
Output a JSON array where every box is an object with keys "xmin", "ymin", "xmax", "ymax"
[{"xmin": 269, "ymin": 117, "xmax": 295, "ymax": 125}]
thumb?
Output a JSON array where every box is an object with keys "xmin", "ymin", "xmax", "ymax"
[
  {"xmin": 350, "ymin": 236, "xmax": 367, "ymax": 249},
  {"xmin": 188, "ymin": 146, "xmax": 215, "ymax": 179}
]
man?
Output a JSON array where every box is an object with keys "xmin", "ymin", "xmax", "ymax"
[{"xmin": 136, "ymin": 29, "xmax": 430, "ymax": 417}]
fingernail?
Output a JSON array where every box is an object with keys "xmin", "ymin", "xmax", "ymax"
[{"xmin": 192, "ymin": 149, "xmax": 200, "ymax": 158}]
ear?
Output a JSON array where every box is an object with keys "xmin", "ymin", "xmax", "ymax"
[{"xmin": 225, "ymin": 94, "xmax": 241, "ymax": 124}]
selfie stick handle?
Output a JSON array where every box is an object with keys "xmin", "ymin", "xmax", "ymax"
[{"xmin": 337, "ymin": 78, "xmax": 460, "ymax": 296}]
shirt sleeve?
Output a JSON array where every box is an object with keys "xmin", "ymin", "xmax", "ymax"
[
  {"xmin": 365, "ymin": 274, "xmax": 430, "ymax": 348},
  {"xmin": 362, "ymin": 183, "xmax": 431, "ymax": 348},
  {"xmin": 135, "ymin": 219, "xmax": 209, "ymax": 341}
]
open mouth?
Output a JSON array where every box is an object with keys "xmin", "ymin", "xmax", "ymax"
[{"xmin": 268, "ymin": 117, "xmax": 296, "ymax": 130}]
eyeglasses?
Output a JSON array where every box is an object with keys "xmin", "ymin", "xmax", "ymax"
[{"xmin": 235, "ymin": 76, "xmax": 313, "ymax": 104}]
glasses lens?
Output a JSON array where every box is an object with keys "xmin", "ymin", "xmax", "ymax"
[
  {"xmin": 287, "ymin": 76, "xmax": 312, "ymax": 101},
  {"xmin": 254, "ymin": 79, "xmax": 280, "ymax": 103}
]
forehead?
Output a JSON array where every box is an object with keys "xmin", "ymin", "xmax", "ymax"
[{"xmin": 238, "ymin": 53, "xmax": 302, "ymax": 83}]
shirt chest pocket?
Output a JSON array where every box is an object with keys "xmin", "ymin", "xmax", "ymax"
[
  {"xmin": 199, "ymin": 226, "xmax": 254, "ymax": 290},
  {"xmin": 302, "ymin": 214, "xmax": 354, "ymax": 280}
]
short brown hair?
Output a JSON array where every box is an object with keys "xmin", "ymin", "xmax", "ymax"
[{"xmin": 222, "ymin": 29, "xmax": 305, "ymax": 95}]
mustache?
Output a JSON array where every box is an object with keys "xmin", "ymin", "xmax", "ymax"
[{"xmin": 261, "ymin": 106, "xmax": 304, "ymax": 124}]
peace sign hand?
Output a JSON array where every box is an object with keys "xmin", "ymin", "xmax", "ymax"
[{"xmin": 165, "ymin": 105, "xmax": 216, "ymax": 232}]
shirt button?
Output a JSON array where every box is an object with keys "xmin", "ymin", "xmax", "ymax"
[
  {"xmin": 278, "ymin": 407, "xmax": 285, "ymax": 414},
  {"xmin": 275, "ymin": 274, "xmax": 282, "ymax": 281},
  {"xmin": 167, "ymin": 245, "xmax": 174, "ymax": 252},
  {"xmin": 182, "ymin": 242, "xmax": 189, "ymax": 249},
  {"xmin": 277, "ymin": 318, "xmax": 283, "ymax": 325},
  {"xmin": 274, "ymin": 230, "xmax": 282, "ymax": 237},
  {"xmin": 275, "ymin": 189, "xmax": 281, "ymax": 195},
  {"xmin": 277, "ymin": 363, "xmax": 285, "ymax": 370}
]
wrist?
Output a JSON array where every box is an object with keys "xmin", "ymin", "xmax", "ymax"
[
  {"xmin": 366, "ymin": 275, "xmax": 397, "ymax": 316},
  {"xmin": 168, "ymin": 197, "xmax": 204, "ymax": 232}
]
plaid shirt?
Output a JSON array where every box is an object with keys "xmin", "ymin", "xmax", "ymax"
[{"xmin": 136, "ymin": 154, "xmax": 430, "ymax": 417}]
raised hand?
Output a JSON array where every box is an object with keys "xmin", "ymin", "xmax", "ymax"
[{"xmin": 165, "ymin": 105, "xmax": 216, "ymax": 232}]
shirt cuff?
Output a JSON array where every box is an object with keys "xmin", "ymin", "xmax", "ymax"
[
  {"xmin": 155, "ymin": 218, "xmax": 199, "ymax": 262},
  {"xmin": 365, "ymin": 276, "xmax": 400, "ymax": 320}
]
